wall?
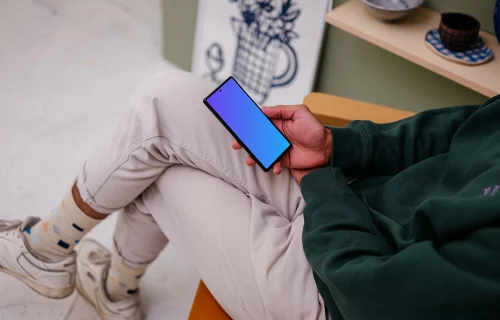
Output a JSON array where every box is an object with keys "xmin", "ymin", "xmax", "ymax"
[
  {"xmin": 162, "ymin": 0, "xmax": 199, "ymax": 71},
  {"xmin": 163, "ymin": 0, "xmax": 496, "ymax": 112}
]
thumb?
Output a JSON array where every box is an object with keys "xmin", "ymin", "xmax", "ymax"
[{"xmin": 262, "ymin": 105, "xmax": 304, "ymax": 120}]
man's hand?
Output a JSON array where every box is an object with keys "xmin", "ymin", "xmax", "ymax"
[{"xmin": 232, "ymin": 104, "xmax": 332, "ymax": 177}]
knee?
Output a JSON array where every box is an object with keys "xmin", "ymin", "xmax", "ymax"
[
  {"xmin": 136, "ymin": 69, "xmax": 208, "ymax": 101},
  {"xmin": 129, "ymin": 69, "xmax": 213, "ymax": 115}
]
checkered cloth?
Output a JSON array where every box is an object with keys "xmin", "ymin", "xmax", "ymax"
[
  {"xmin": 425, "ymin": 29, "xmax": 493, "ymax": 64},
  {"xmin": 233, "ymin": 27, "xmax": 281, "ymax": 103}
]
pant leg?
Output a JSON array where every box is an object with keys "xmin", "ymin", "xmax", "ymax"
[
  {"xmin": 75, "ymin": 69, "xmax": 324, "ymax": 318},
  {"xmin": 140, "ymin": 165, "xmax": 325, "ymax": 320},
  {"xmin": 113, "ymin": 202, "xmax": 168, "ymax": 268},
  {"xmin": 76, "ymin": 69, "xmax": 302, "ymax": 221}
]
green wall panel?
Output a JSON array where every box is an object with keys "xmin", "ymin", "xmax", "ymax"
[{"xmin": 162, "ymin": 0, "xmax": 198, "ymax": 71}]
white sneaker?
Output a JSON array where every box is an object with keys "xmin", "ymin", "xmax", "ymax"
[
  {"xmin": 0, "ymin": 217, "xmax": 76, "ymax": 299},
  {"xmin": 75, "ymin": 239, "xmax": 143, "ymax": 320}
]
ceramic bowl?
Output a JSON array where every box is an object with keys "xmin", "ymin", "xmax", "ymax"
[
  {"xmin": 438, "ymin": 12, "xmax": 481, "ymax": 52},
  {"xmin": 362, "ymin": 0, "xmax": 424, "ymax": 21}
]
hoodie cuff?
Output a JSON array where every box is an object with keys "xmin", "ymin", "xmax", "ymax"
[{"xmin": 326, "ymin": 122, "xmax": 368, "ymax": 177}]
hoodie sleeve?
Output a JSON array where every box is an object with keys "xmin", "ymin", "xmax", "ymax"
[{"xmin": 327, "ymin": 104, "xmax": 480, "ymax": 178}]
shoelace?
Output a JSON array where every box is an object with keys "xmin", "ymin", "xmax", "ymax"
[
  {"xmin": 0, "ymin": 219, "xmax": 21, "ymax": 231},
  {"xmin": 0, "ymin": 220, "xmax": 23, "ymax": 239}
]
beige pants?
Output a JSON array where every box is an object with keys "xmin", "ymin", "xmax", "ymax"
[{"xmin": 76, "ymin": 70, "xmax": 326, "ymax": 320}]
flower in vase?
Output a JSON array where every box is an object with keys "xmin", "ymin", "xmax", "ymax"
[
  {"xmin": 241, "ymin": 9, "xmax": 257, "ymax": 27},
  {"xmin": 230, "ymin": 0, "xmax": 301, "ymax": 44}
]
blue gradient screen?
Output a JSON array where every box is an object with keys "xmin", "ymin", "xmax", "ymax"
[{"xmin": 206, "ymin": 78, "xmax": 290, "ymax": 169}]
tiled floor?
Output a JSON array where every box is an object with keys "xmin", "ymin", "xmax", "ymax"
[{"xmin": 0, "ymin": 0, "xmax": 199, "ymax": 318}]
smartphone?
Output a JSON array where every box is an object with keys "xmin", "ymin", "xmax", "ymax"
[{"xmin": 203, "ymin": 77, "xmax": 291, "ymax": 172}]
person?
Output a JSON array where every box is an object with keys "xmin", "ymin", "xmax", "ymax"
[{"xmin": 0, "ymin": 70, "xmax": 499, "ymax": 320}]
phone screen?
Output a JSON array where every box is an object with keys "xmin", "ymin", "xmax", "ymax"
[{"xmin": 204, "ymin": 77, "xmax": 291, "ymax": 171}]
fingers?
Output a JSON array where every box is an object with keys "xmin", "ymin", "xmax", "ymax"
[
  {"xmin": 261, "ymin": 104, "xmax": 306, "ymax": 120},
  {"xmin": 272, "ymin": 163, "xmax": 282, "ymax": 175},
  {"xmin": 246, "ymin": 156, "xmax": 256, "ymax": 166},
  {"xmin": 232, "ymin": 140, "xmax": 242, "ymax": 150}
]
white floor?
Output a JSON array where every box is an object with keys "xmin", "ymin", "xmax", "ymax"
[{"xmin": 0, "ymin": 0, "xmax": 199, "ymax": 319}]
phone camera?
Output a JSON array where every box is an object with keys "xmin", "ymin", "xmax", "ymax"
[{"xmin": 219, "ymin": 89, "xmax": 222, "ymax": 92}]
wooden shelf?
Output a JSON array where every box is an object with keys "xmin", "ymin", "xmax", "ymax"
[{"xmin": 326, "ymin": 0, "xmax": 500, "ymax": 97}]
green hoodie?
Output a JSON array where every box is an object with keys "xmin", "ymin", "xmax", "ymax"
[{"xmin": 300, "ymin": 96, "xmax": 500, "ymax": 320}]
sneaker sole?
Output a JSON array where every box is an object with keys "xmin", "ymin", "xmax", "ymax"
[{"xmin": 0, "ymin": 266, "xmax": 74, "ymax": 299}]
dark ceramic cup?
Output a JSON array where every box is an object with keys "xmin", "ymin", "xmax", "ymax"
[{"xmin": 438, "ymin": 12, "xmax": 481, "ymax": 52}]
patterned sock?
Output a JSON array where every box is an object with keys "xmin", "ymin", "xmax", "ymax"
[
  {"xmin": 24, "ymin": 190, "xmax": 100, "ymax": 260},
  {"xmin": 105, "ymin": 250, "xmax": 146, "ymax": 302}
]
